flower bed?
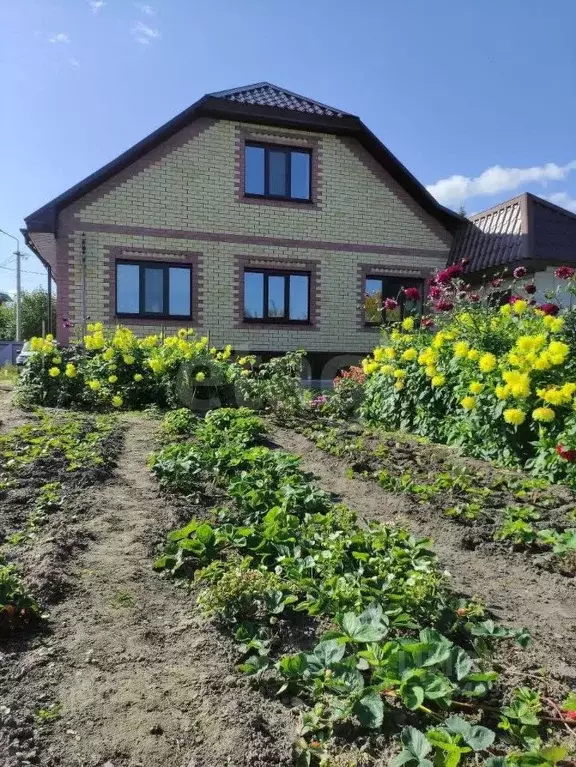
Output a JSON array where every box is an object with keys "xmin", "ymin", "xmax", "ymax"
[
  {"xmin": 360, "ymin": 266, "xmax": 576, "ymax": 486},
  {"xmin": 17, "ymin": 324, "xmax": 253, "ymax": 410}
]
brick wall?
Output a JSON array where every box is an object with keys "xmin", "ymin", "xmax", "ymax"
[{"xmin": 57, "ymin": 117, "xmax": 451, "ymax": 352}]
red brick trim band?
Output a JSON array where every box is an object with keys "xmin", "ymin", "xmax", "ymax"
[
  {"xmin": 106, "ymin": 245, "xmax": 204, "ymax": 327},
  {"xmin": 59, "ymin": 220, "xmax": 448, "ymax": 260},
  {"xmin": 234, "ymin": 126, "xmax": 323, "ymax": 211},
  {"xmin": 356, "ymin": 262, "xmax": 434, "ymax": 331},
  {"xmin": 234, "ymin": 254, "xmax": 321, "ymax": 331}
]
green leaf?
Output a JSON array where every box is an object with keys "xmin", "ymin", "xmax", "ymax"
[
  {"xmin": 354, "ymin": 691, "xmax": 384, "ymax": 729},
  {"xmin": 167, "ymin": 519, "xmax": 198, "ymax": 541},
  {"xmin": 540, "ymin": 746, "xmax": 568, "ymax": 764},
  {"xmin": 444, "ymin": 715, "xmax": 471, "ymax": 738},
  {"xmin": 278, "ymin": 653, "xmax": 308, "ymax": 678},
  {"xmin": 196, "ymin": 523, "xmax": 215, "ymax": 545},
  {"xmin": 341, "ymin": 612, "xmax": 387, "ymax": 643},
  {"xmin": 402, "ymin": 683, "xmax": 424, "ymax": 710},
  {"xmin": 238, "ymin": 654, "xmax": 269, "ymax": 675},
  {"xmin": 312, "ymin": 640, "xmax": 346, "ymax": 668},
  {"xmin": 400, "ymin": 726, "xmax": 432, "ymax": 759},
  {"xmin": 465, "ymin": 725, "xmax": 495, "ymax": 751},
  {"xmin": 454, "ymin": 649, "xmax": 473, "ymax": 681}
]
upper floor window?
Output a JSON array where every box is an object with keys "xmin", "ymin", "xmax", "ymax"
[
  {"xmin": 116, "ymin": 261, "xmax": 192, "ymax": 319},
  {"xmin": 364, "ymin": 275, "xmax": 423, "ymax": 325},
  {"xmin": 244, "ymin": 143, "xmax": 312, "ymax": 202},
  {"xmin": 244, "ymin": 269, "xmax": 310, "ymax": 323}
]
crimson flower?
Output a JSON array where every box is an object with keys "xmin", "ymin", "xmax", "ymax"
[
  {"xmin": 428, "ymin": 285, "xmax": 443, "ymax": 299},
  {"xmin": 555, "ymin": 266, "xmax": 575, "ymax": 279},
  {"xmin": 540, "ymin": 302, "xmax": 560, "ymax": 316},
  {"xmin": 421, "ymin": 317, "xmax": 434, "ymax": 328},
  {"xmin": 403, "ymin": 287, "xmax": 420, "ymax": 301},
  {"xmin": 564, "ymin": 710, "xmax": 576, "ymax": 721},
  {"xmin": 435, "ymin": 300, "xmax": 454, "ymax": 312},
  {"xmin": 556, "ymin": 444, "xmax": 576, "ymax": 462},
  {"xmin": 490, "ymin": 278, "xmax": 503, "ymax": 288},
  {"xmin": 524, "ymin": 283, "xmax": 537, "ymax": 295},
  {"xmin": 469, "ymin": 293, "xmax": 480, "ymax": 302},
  {"xmin": 384, "ymin": 298, "xmax": 398, "ymax": 311},
  {"xmin": 513, "ymin": 266, "xmax": 527, "ymax": 279},
  {"xmin": 509, "ymin": 295, "xmax": 523, "ymax": 304}
]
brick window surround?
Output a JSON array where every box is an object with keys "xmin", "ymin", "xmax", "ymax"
[
  {"xmin": 234, "ymin": 255, "xmax": 321, "ymax": 330},
  {"xmin": 357, "ymin": 263, "xmax": 432, "ymax": 332},
  {"xmin": 235, "ymin": 127, "xmax": 323, "ymax": 211},
  {"xmin": 107, "ymin": 246, "xmax": 203, "ymax": 326}
]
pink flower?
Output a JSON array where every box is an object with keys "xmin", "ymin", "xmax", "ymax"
[
  {"xmin": 556, "ymin": 444, "xmax": 576, "ymax": 462},
  {"xmin": 428, "ymin": 285, "xmax": 443, "ymax": 299},
  {"xmin": 469, "ymin": 293, "xmax": 480, "ymax": 302},
  {"xmin": 403, "ymin": 287, "xmax": 420, "ymax": 301},
  {"xmin": 434, "ymin": 300, "xmax": 454, "ymax": 312},
  {"xmin": 421, "ymin": 317, "xmax": 434, "ymax": 328},
  {"xmin": 555, "ymin": 266, "xmax": 575, "ymax": 279},
  {"xmin": 490, "ymin": 278, "xmax": 503, "ymax": 288},
  {"xmin": 513, "ymin": 266, "xmax": 527, "ymax": 279},
  {"xmin": 436, "ymin": 264, "xmax": 463, "ymax": 284},
  {"xmin": 540, "ymin": 302, "xmax": 560, "ymax": 316},
  {"xmin": 524, "ymin": 283, "xmax": 537, "ymax": 295},
  {"xmin": 509, "ymin": 295, "xmax": 522, "ymax": 304},
  {"xmin": 384, "ymin": 298, "xmax": 398, "ymax": 311}
]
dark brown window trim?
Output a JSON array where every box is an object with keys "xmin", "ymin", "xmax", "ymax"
[
  {"xmin": 243, "ymin": 267, "xmax": 312, "ymax": 324},
  {"xmin": 115, "ymin": 259, "xmax": 193, "ymax": 321},
  {"xmin": 244, "ymin": 142, "xmax": 312, "ymax": 203},
  {"xmin": 235, "ymin": 128, "xmax": 322, "ymax": 212},
  {"xmin": 357, "ymin": 264, "xmax": 432, "ymax": 331}
]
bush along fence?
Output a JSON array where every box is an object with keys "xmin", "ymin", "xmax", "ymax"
[{"xmin": 360, "ymin": 265, "xmax": 576, "ymax": 487}]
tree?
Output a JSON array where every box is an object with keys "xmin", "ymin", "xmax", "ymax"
[{"xmin": 0, "ymin": 289, "xmax": 56, "ymax": 341}]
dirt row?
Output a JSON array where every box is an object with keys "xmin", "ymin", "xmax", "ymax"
[
  {"xmin": 271, "ymin": 426, "xmax": 576, "ymax": 690},
  {"xmin": 0, "ymin": 394, "xmax": 293, "ymax": 767}
]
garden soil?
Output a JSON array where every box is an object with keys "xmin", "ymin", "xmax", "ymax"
[
  {"xmin": 272, "ymin": 427, "xmax": 576, "ymax": 690},
  {"xmin": 0, "ymin": 394, "xmax": 294, "ymax": 767}
]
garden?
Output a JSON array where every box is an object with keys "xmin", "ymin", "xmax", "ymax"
[{"xmin": 1, "ymin": 264, "xmax": 576, "ymax": 766}]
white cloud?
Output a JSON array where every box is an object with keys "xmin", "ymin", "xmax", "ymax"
[
  {"xmin": 132, "ymin": 20, "xmax": 160, "ymax": 43},
  {"xmin": 135, "ymin": 3, "xmax": 155, "ymax": 14},
  {"xmin": 69, "ymin": 58, "xmax": 81, "ymax": 68},
  {"xmin": 89, "ymin": 1, "xmax": 106, "ymax": 12},
  {"xmin": 49, "ymin": 32, "xmax": 70, "ymax": 43},
  {"xmin": 545, "ymin": 192, "xmax": 576, "ymax": 214},
  {"xmin": 427, "ymin": 160, "xmax": 576, "ymax": 206}
]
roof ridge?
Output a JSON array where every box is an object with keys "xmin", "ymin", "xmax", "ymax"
[{"xmin": 208, "ymin": 81, "xmax": 351, "ymax": 117}]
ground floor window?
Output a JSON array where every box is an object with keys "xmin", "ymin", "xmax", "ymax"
[
  {"xmin": 243, "ymin": 269, "xmax": 310, "ymax": 323},
  {"xmin": 116, "ymin": 261, "xmax": 192, "ymax": 319},
  {"xmin": 364, "ymin": 275, "xmax": 423, "ymax": 325}
]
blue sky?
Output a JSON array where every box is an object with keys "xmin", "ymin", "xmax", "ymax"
[{"xmin": 1, "ymin": 0, "xmax": 575, "ymax": 293}]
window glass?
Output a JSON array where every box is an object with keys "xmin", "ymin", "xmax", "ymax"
[
  {"xmin": 244, "ymin": 272, "xmax": 264, "ymax": 318},
  {"xmin": 290, "ymin": 152, "xmax": 311, "ymax": 200},
  {"xmin": 116, "ymin": 263, "xmax": 140, "ymax": 314},
  {"xmin": 144, "ymin": 267, "xmax": 164, "ymax": 314},
  {"xmin": 364, "ymin": 277, "xmax": 383, "ymax": 324},
  {"xmin": 289, "ymin": 274, "xmax": 309, "ymax": 320},
  {"xmin": 244, "ymin": 145, "xmax": 265, "ymax": 195},
  {"xmin": 268, "ymin": 275, "xmax": 286, "ymax": 317},
  {"xmin": 268, "ymin": 150, "xmax": 288, "ymax": 196},
  {"xmin": 169, "ymin": 267, "xmax": 191, "ymax": 316}
]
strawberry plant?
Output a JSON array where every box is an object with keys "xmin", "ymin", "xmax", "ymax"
[{"xmin": 0, "ymin": 562, "xmax": 40, "ymax": 634}]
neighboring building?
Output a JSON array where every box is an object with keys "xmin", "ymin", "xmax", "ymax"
[
  {"xmin": 23, "ymin": 82, "xmax": 461, "ymax": 374},
  {"xmin": 450, "ymin": 192, "xmax": 576, "ymax": 305}
]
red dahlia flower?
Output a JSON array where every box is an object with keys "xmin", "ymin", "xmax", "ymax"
[
  {"xmin": 513, "ymin": 266, "xmax": 527, "ymax": 278},
  {"xmin": 509, "ymin": 295, "xmax": 523, "ymax": 304},
  {"xmin": 555, "ymin": 266, "xmax": 575, "ymax": 279},
  {"xmin": 490, "ymin": 278, "xmax": 503, "ymax": 288},
  {"xmin": 469, "ymin": 293, "xmax": 480, "ymax": 302},
  {"xmin": 524, "ymin": 283, "xmax": 537, "ymax": 294},
  {"xmin": 384, "ymin": 298, "xmax": 398, "ymax": 311},
  {"xmin": 428, "ymin": 285, "xmax": 443, "ymax": 299},
  {"xmin": 564, "ymin": 710, "xmax": 576, "ymax": 721},
  {"xmin": 556, "ymin": 444, "xmax": 576, "ymax": 462},
  {"xmin": 435, "ymin": 300, "xmax": 454, "ymax": 312},
  {"xmin": 403, "ymin": 287, "xmax": 420, "ymax": 301},
  {"xmin": 421, "ymin": 317, "xmax": 434, "ymax": 328},
  {"xmin": 540, "ymin": 302, "xmax": 560, "ymax": 316}
]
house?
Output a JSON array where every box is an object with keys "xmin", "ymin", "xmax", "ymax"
[
  {"xmin": 23, "ymin": 82, "xmax": 462, "ymax": 376},
  {"xmin": 451, "ymin": 192, "xmax": 576, "ymax": 304}
]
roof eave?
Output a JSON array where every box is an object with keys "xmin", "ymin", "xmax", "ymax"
[{"xmin": 25, "ymin": 95, "xmax": 461, "ymax": 235}]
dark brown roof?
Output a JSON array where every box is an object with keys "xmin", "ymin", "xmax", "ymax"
[
  {"xmin": 450, "ymin": 192, "xmax": 576, "ymax": 272},
  {"xmin": 208, "ymin": 82, "xmax": 350, "ymax": 117},
  {"xmin": 24, "ymin": 82, "xmax": 462, "ymax": 235}
]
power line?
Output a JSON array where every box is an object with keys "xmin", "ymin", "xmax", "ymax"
[{"xmin": 0, "ymin": 264, "xmax": 46, "ymax": 277}]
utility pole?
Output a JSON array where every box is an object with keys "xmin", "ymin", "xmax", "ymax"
[{"xmin": 0, "ymin": 228, "xmax": 22, "ymax": 341}]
